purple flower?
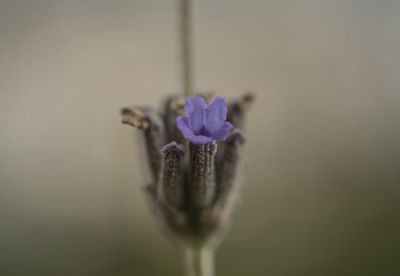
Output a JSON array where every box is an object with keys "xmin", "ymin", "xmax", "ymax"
[{"xmin": 176, "ymin": 96, "xmax": 233, "ymax": 144}]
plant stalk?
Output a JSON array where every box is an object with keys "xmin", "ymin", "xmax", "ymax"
[
  {"xmin": 184, "ymin": 246, "xmax": 214, "ymax": 276},
  {"xmin": 179, "ymin": 0, "xmax": 193, "ymax": 97}
]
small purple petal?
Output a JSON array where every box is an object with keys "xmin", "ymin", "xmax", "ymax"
[
  {"xmin": 176, "ymin": 116, "xmax": 214, "ymax": 144},
  {"xmin": 185, "ymin": 96, "xmax": 206, "ymax": 134},
  {"xmin": 176, "ymin": 116, "xmax": 195, "ymax": 139},
  {"xmin": 210, "ymin": 121, "xmax": 233, "ymax": 140},
  {"xmin": 177, "ymin": 96, "xmax": 234, "ymax": 144},
  {"xmin": 205, "ymin": 97, "xmax": 228, "ymax": 133}
]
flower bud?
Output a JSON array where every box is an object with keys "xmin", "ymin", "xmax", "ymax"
[
  {"xmin": 214, "ymin": 130, "xmax": 245, "ymax": 208},
  {"xmin": 159, "ymin": 142, "xmax": 185, "ymax": 209},
  {"xmin": 227, "ymin": 92, "xmax": 254, "ymax": 130},
  {"xmin": 162, "ymin": 95, "xmax": 186, "ymax": 144},
  {"xmin": 121, "ymin": 106, "xmax": 165, "ymax": 183},
  {"xmin": 189, "ymin": 142, "xmax": 217, "ymax": 208}
]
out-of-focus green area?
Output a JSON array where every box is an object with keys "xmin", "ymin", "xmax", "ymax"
[{"xmin": 1, "ymin": 0, "xmax": 399, "ymax": 275}]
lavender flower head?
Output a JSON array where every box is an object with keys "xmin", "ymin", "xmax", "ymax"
[
  {"xmin": 177, "ymin": 96, "xmax": 233, "ymax": 144},
  {"xmin": 120, "ymin": 93, "xmax": 253, "ymax": 247}
]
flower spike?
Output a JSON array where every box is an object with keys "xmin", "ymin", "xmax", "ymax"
[{"xmin": 120, "ymin": 92, "xmax": 253, "ymax": 257}]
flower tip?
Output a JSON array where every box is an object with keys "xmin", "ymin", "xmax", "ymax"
[
  {"xmin": 226, "ymin": 129, "xmax": 246, "ymax": 144},
  {"xmin": 120, "ymin": 106, "xmax": 150, "ymax": 129},
  {"xmin": 161, "ymin": 142, "xmax": 184, "ymax": 155},
  {"xmin": 242, "ymin": 92, "xmax": 255, "ymax": 104}
]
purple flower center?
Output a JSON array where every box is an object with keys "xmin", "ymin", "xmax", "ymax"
[{"xmin": 176, "ymin": 96, "xmax": 233, "ymax": 144}]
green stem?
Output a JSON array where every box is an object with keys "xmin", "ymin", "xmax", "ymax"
[
  {"xmin": 179, "ymin": 0, "xmax": 193, "ymax": 97},
  {"xmin": 184, "ymin": 246, "xmax": 214, "ymax": 276}
]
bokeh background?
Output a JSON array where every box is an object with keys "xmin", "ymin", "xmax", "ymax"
[{"xmin": 1, "ymin": 0, "xmax": 400, "ymax": 275}]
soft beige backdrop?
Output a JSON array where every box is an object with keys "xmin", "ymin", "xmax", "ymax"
[{"xmin": 1, "ymin": 0, "xmax": 399, "ymax": 275}]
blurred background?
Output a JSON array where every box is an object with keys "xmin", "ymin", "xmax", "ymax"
[{"xmin": 1, "ymin": 0, "xmax": 400, "ymax": 275}]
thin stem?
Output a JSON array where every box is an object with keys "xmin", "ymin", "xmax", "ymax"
[
  {"xmin": 184, "ymin": 246, "xmax": 214, "ymax": 276},
  {"xmin": 179, "ymin": 0, "xmax": 193, "ymax": 97}
]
